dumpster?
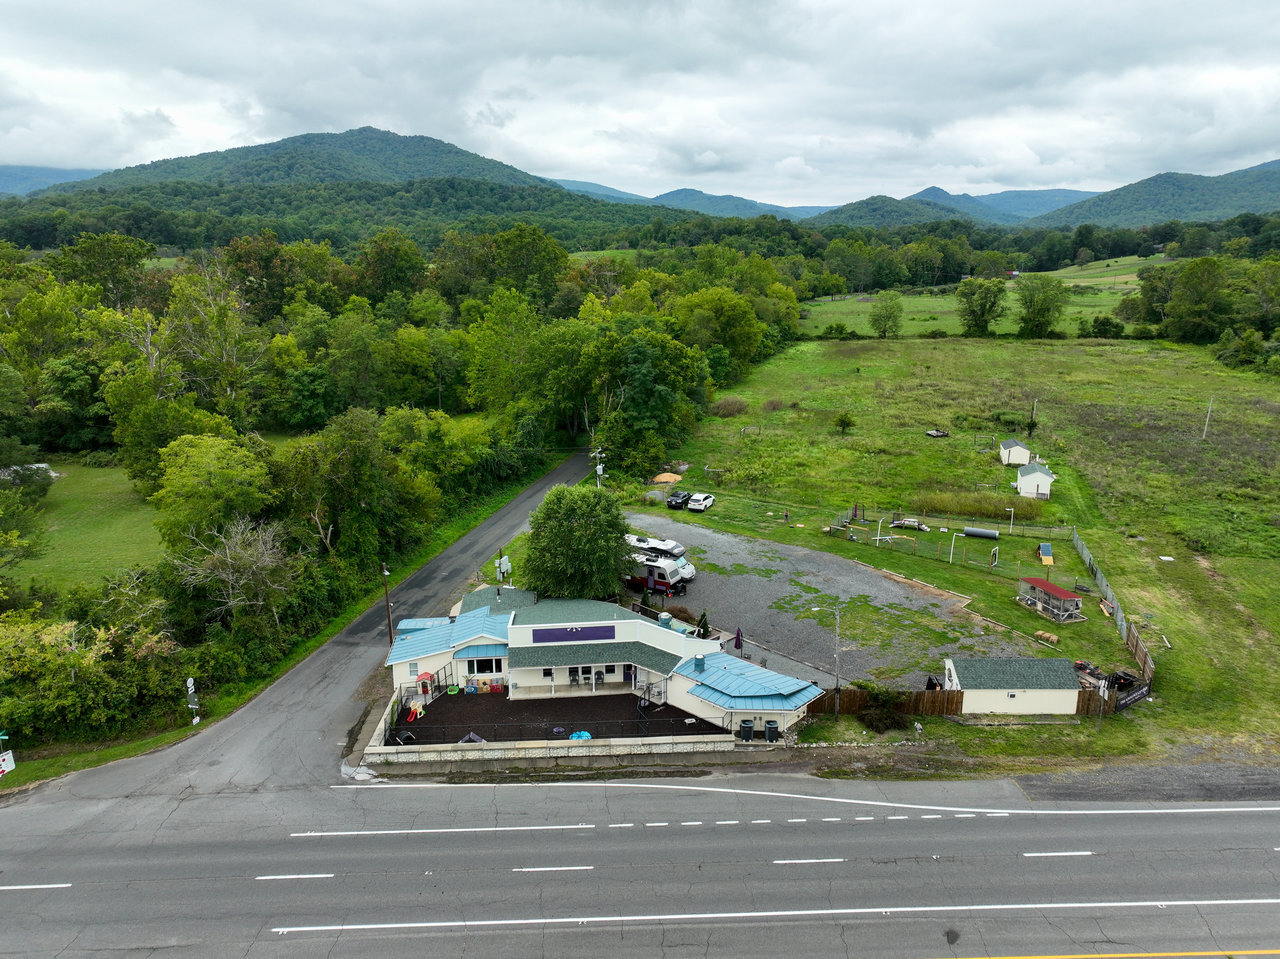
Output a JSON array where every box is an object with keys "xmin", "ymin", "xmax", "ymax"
[
  {"xmin": 739, "ymin": 719, "xmax": 755, "ymax": 741},
  {"xmin": 764, "ymin": 720, "xmax": 779, "ymax": 742}
]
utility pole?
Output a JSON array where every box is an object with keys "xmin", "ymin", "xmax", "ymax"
[
  {"xmin": 1202, "ymin": 396, "xmax": 1213, "ymax": 440},
  {"xmin": 590, "ymin": 447, "xmax": 606, "ymax": 488},
  {"xmin": 812, "ymin": 605, "xmax": 843, "ymax": 719},
  {"xmin": 382, "ymin": 563, "xmax": 395, "ymax": 647}
]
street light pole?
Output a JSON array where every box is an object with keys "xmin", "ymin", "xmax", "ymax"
[
  {"xmin": 381, "ymin": 563, "xmax": 395, "ymax": 647},
  {"xmin": 1006, "ymin": 507, "xmax": 1014, "ymax": 533},
  {"xmin": 812, "ymin": 605, "xmax": 842, "ymax": 719},
  {"xmin": 949, "ymin": 531, "xmax": 961, "ymax": 563}
]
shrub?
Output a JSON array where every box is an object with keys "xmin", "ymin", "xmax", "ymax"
[
  {"xmin": 709, "ymin": 397, "xmax": 748, "ymax": 417},
  {"xmin": 763, "ymin": 399, "xmax": 784, "ymax": 413},
  {"xmin": 922, "ymin": 328, "xmax": 949, "ymax": 339}
]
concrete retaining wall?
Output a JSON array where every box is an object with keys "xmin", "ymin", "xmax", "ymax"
[{"xmin": 364, "ymin": 733, "xmax": 737, "ymax": 765}]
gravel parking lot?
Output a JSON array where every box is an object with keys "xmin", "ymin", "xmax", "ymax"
[{"xmin": 629, "ymin": 511, "xmax": 1028, "ymax": 690}]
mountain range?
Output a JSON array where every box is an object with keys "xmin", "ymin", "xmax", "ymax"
[{"xmin": 3, "ymin": 127, "xmax": 1279, "ymax": 230}]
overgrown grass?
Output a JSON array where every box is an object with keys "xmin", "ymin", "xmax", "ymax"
[
  {"xmin": 14, "ymin": 458, "xmax": 161, "ymax": 589},
  {"xmin": 636, "ymin": 335, "xmax": 1280, "ymax": 749}
]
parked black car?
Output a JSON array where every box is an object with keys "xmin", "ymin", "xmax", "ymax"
[{"xmin": 666, "ymin": 489, "xmax": 692, "ymax": 509}]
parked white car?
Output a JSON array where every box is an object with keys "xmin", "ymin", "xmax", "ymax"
[{"xmin": 687, "ymin": 493, "xmax": 715, "ymax": 512}]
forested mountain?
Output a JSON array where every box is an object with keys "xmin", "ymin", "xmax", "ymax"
[
  {"xmin": 553, "ymin": 180, "xmax": 651, "ymax": 203},
  {"xmin": 973, "ymin": 188, "xmax": 1098, "ymax": 219},
  {"xmin": 1026, "ymin": 160, "xmax": 1280, "ymax": 227},
  {"xmin": 802, "ymin": 194, "xmax": 973, "ymax": 228},
  {"xmin": 556, "ymin": 181, "xmax": 834, "ymax": 219},
  {"xmin": 905, "ymin": 188, "xmax": 1024, "ymax": 225},
  {"xmin": 0, "ymin": 165, "xmax": 104, "ymax": 196},
  {"xmin": 0, "ymin": 177, "xmax": 702, "ymax": 254},
  {"xmin": 38, "ymin": 127, "xmax": 552, "ymax": 194}
]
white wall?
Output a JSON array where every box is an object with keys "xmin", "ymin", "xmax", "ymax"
[{"xmin": 962, "ymin": 688, "xmax": 1077, "ymax": 715}]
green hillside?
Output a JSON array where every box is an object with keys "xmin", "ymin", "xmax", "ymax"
[
  {"xmin": 39, "ymin": 127, "xmax": 552, "ymax": 194},
  {"xmin": 1028, "ymin": 161, "xmax": 1280, "ymax": 227},
  {"xmin": 803, "ymin": 194, "xmax": 982, "ymax": 228}
]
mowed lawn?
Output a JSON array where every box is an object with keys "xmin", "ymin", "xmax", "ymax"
[
  {"xmin": 643, "ymin": 335, "xmax": 1280, "ymax": 745},
  {"xmin": 15, "ymin": 460, "xmax": 161, "ymax": 589}
]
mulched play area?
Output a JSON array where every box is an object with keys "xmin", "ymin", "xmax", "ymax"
[{"xmin": 385, "ymin": 691, "xmax": 724, "ymax": 746}]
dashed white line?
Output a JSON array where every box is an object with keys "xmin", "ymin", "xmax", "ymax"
[
  {"xmin": 645, "ymin": 822, "xmax": 668, "ymax": 827},
  {"xmin": 787, "ymin": 818, "xmax": 807, "ymax": 823},
  {"xmin": 1023, "ymin": 851, "xmax": 1093, "ymax": 858},
  {"xmin": 855, "ymin": 816, "xmax": 875, "ymax": 821},
  {"xmin": 751, "ymin": 819, "xmax": 771, "ymax": 824},
  {"xmin": 512, "ymin": 866, "xmax": 594, "ymax": 873},
  {"xmin": 255, "ymin": 874, "xmax": 333, "ymax": 881},
  {"xmin": 986, "ymin": 813, "xmax": 1010, "ymax": 817},
  {"xmin": 821, "ymin": 817, "xmax": 841, "ymax": 822},
  {"xmin": 681, "ymin": 821, "xmax": 702, "ymax": 826},
  {"xmin": 0, "ymin": 883, "xmax": 72, "ymax": 891},
  {"xmin": 887, "ymin": 816, "xmax": 908, "ymax": 820},
  {"xmin": 608, "ymin": 823, "xmax": 634, "ymax": 829},
  {"xmin": 715, "ymin": 820, "xmax": 739, "ymax": 825},
  {"xmin": 921, "ymin": 815, "xmax": 942, "ymax": 819},
  {"xmin": 955, "ymin": 814, "xmax": 975, "ymax": 818},
  {"xmin": 774, "ymin": 858, "xmax": 844, "ymax": 864}
]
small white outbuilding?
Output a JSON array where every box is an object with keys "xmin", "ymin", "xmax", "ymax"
[
  {"xmin": 1016, "ymin": 462, "xmax": 1056, "ymax": 499},
  {"xmin": 943, "ymin": 657, "xmax": 1080, "ymax": 715},
  {"xmin": 999, "ymin": 438, "xmax": 1032, "ymax": 466}
]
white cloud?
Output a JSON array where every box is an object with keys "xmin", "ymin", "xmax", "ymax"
[{"xmin": 3, "ymin": 1, "xmax": 1279, "ymax": 205}]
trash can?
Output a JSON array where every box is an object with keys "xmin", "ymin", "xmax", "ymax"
[
  {"xmin": 764, "ymin": 720, "xmax": 779, "ymax": 742},
  {"xmin": 739, "ymin": 719, "xmax": 754, "ymax": 741}
]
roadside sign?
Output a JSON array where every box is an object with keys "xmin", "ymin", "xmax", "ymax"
[{"xmin": 0, "ymin": 750, "xmax": 15, "ymax": 776}]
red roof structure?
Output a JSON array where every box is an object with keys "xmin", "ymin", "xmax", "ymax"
[{"xmin": 1020, "ymin": 577, "xmax": 1079, "ymax": 601}]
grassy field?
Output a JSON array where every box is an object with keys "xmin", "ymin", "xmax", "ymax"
[
  {"xmin": 16, "ymin": 459, "xmax": 161, "ymax": 589},
  {"xmin": 801, "ymin": 255, "xmax": 1172, "ymax": 338},
  {"xmin": 628, "ymin": 334, "xmax": 1280, "ymax": 753}
]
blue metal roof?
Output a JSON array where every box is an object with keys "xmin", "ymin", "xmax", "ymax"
[
  {"xmin": 453, "ymin": 643, "xmax": 509, "ymax": 660},
  {"xmin": 386, "ymin": 606, "xmax": 511, "ymax": 666},
  {"xmin": 673, "ymin": 652, "xmax": 823, "ymax": 712}
]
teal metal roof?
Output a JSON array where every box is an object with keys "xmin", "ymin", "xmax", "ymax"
[
  {"xmin": 386, "ymin": 606, "xmax": 511, "ymax": 666},
  {"xmin": 673, "ymin": 652, "xmax": 823, "ymax": 712},
  {"xmin": 452, "ymin": 643, "xmax": 509, "ymax": 660},
  {"xmin": 950, "ymin": 657, "xmax": 1078, "ymax": 690},
  {"xmin": 508, "ymin": 641, "xmax": 679, "ymax": 674}
]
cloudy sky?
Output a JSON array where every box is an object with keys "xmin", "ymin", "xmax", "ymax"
[{"xmin": 5, "ymin": 1, "xmax": 1279, "ymax": 206}]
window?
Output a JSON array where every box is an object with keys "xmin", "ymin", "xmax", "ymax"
[
  {"xmin": 408, "ymin": 662, "xmax": 418, "ymax": 677},
  {"xmin": 468, "ymin": 658, "xmax": 501, "ymax": 674},
  {"xmin": 542, "ymin": 668, "xmax": 554, "ymax": 679},
  {"xmin": 604, "ymin": 664, "xmax": 616, "ymax": 675},
  {"xmin": 568, "ymin": 666, "xmax": 579, "ymax": 678}
]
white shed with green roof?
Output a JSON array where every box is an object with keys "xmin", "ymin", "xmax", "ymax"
[{"xmin": 943, "ymin": 656, "xmax": 1080, "ymax": 715}]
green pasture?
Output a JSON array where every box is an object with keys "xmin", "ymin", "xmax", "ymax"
[
  {"xmin": 801, "ymin": 256, "xmax": 1172, "ymax": 338},
  {"xmin": 15, "ymin": 460, "xmax": 161, "ymax": 589},
  {"xmin": 631, "ymin": 335, "xmax": 1280, "ymax": 748}
]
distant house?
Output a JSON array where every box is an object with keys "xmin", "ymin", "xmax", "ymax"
[
  {"xmin": 943, "ymin": 656, "xmax": 1080, "ymax": 715},
  {"xmin": 1016, "ymin": 462, "xmax": 1056, "ymax": 499},
  {"xmin": 1017, "ymin": 577, "xmax": 1086, "ymax": 623},
  {"xmin": 999, "ymin": 438, "xmax": 1031, "ymax": 466}
]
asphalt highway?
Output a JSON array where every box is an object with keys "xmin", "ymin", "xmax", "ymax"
[{"xmin": 3, "ymin": 450, "xmax": 1280, "ymax": 957}]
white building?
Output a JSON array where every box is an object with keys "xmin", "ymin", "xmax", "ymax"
[
  {"xmin": 942, "ymin": 657, "xmax": 1080, "ymax": 715},
  {"xmin": 999, "ymin": 438, "xmax": 1032, "ymax": 466},
  {"xmin": 1016, "ymin": 462, "xmax": 1056, "ymax": 499},
  {"xmin": 385, "ymin": 586, "xmax": 823, "ymax": 735}
]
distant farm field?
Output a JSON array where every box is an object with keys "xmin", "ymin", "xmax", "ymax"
[
  {"xmin": 639, "ymin": 336, "xmax": 1280, "ymax": 744},
  {"xmin": 801, "ymin": 255, "xmax": 1173, "ymax": 338}
]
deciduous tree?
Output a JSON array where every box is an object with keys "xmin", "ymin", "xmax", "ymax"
[{"xmin": 520, "ymin": 485, "xmax": 632, "ymax": 600}]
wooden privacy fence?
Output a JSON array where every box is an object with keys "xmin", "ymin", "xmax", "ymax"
[{"xmin": 806, "ymin": 688, "xmax": 963, "ymax": 717}]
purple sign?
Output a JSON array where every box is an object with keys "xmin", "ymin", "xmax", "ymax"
[{"xmin": 532, "ymin": 625, "xmax": 616, "ymax": 643}]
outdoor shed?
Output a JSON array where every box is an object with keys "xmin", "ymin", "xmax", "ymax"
[
  {"xmin": 999, "ymin": 438, "xmax": 1032, "ymax": 466},
  {"xmin": 1017, "ymin": 577, "xmax": 1086, "ymax": 623},
  {"xmin": 1016, "ymin": 462, "xmax": 1056, "ymax": 499},
  {"xmin": 943, "ymin": 656, "xmax": 1080, "ymax": 715},
  {"xmin": 669, "ymin": 651, "xmax": 823, "ymax": 735}
]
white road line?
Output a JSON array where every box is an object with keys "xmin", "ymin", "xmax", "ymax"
[
  {"xmin": 774, "ymin": 858, "xmax": 844, "ymax": 865},
  {"xmin": 920, "ymin": 815, "xmax": 941, "ymax": 819},
  {"xmin": 255, "ymin": 874, "xmax": 334, "ymax": 881},
  {"xmin": 608, "ymin": 823, "xmax": 634, "ymax": 829},
  {"xmin": 887, "ymin": 816, "xmax": 908, "ymax": 820},
  {"xmin": 512, "ymin": 866, "xmax": 594, "ymax": 873},
  {"xmin": 954, "ymin": 814, "xmax": 975, "ymax": 818},
  {"xmin": 1023, "ymin": 851, "xmax": 1094, "ymax": 858},
  {"xmin": 715, "ymin": 820, "xmax": 739, "ymax": 825},
  {"xmin": 644, "ymin": 822, "xmax": 667, "ymax": 827},
  {"xmin": 787, "ymin": 818, "xmax": 807, "ymax": 823},
  {"xmin": 0, "ymin": 883, "xmax": 72, "ymax": 891},
  {"xmin": 681, "ymin": 821, "xmax": 702, "ymax": 826},
  {"xmin": 855, "ymin": 816, "xmax": 874, "ymax": 821},
  {"xmin": 292, "ymin": 824, "xmax": 595, "ymax": 838},
  {"xmin": 986, "ymin": 813, "xmax": 1009, "ymax": 817},
  {"xmin": 751, "ymin": 819, "xmax": 771, "ymax": 824},
  {"xmin": 273, "ymin": 896, "xmax": 1280, "ymax": 935},
  {"xmin": 821, "ymin": 817, "xmax": 841, "ymax": 822}
]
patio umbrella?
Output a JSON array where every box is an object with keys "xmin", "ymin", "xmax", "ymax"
[{"xmin": 733, "ymin": 628, "xmax": 743, "ymax": 651}]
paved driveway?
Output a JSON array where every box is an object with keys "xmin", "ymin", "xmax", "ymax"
[{"xmin": 628, "ymin": 511, "xmax": 1027, "ymax": 689}]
